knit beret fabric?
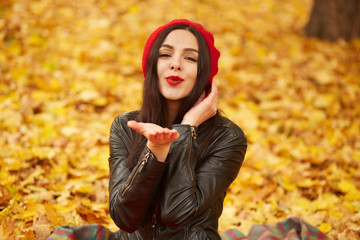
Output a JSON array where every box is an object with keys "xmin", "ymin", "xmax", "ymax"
[{"xmin": 142, "ymin": 19, "xmax": 220, "ymax": 85}]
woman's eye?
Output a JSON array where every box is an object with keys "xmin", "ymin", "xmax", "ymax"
[
  {"xmin": 159, "ymin": 54, "xmax": 171, "ymax": 58},
  {"xmin": 185, "ymin": 57, "xmax": 198, "ymax": 62}
]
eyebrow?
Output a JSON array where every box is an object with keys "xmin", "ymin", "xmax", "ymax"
[{"xmin": 160, "ymin": 44, "xmax": 199, "ymax": 53}]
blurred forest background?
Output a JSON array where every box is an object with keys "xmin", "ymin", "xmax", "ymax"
[{"xmin": 0, "ymin": 0, "xmax": 359, "ymax": 239}]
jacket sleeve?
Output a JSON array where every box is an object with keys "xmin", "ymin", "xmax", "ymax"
[
  {"xmin": 108, "ymin": 114, "xmax": 167, "ymax": 233},
  {"xmin": 160, "ymin": 122, "xmax": 247, "ymax": 226}
]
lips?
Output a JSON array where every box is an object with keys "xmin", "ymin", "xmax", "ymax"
[{"xmin": 166, "ymin": 76, "xmax": 184, "ymax": 86}]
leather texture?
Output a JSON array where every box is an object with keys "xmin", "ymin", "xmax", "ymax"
[{"xmin": 109, "ymin": 111, "xmax": 247, "ymax": 239}]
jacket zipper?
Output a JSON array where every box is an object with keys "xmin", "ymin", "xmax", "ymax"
[
  {"xmin": 151, "ymin": 212, "xmax": 157, "ymax": 240},
  {"xmin": 151, "ymin": 203, "xmax": 159, "ymax": 240},
  {"xmin": 121, "ymin": 151, "xmax": 151, "ymax": 197},
  {"xmin": 188, "ymin": 126, "xmax": 197, "ymax": 181}
]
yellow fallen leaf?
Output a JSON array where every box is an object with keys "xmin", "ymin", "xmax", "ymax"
[
  {"xmin": 297, "ymin": 178, "xmax": 318, "ymax": 188},
  {"xmin": 78, "ymin": 89, "xmax": 100, "ymax": 102},
  {"xmin": 94, "ymin": 96, "xmax": 108, "ymax": 106},
  {"xmin": 76, "ymin": 185, "xmax": 92, "ymax": 194},
  {"xmin": 318, "ymin": 222, "xmax": 332, "ymax": 233},
  {"xmin": 296, "ymin": 197, "xmax": 312, "ymax": 211},
  {"xmin": 344, "ymin": 201, "xmax": 356, "ymax": 213},
  {"xmin": 219, "ymin": 205, "xmax": 240, "ymax": 230},
  {"xmin": 20, "ymin": 168, "xmax": 45, "ymax": 187},
  {"xmin": 44, "ymin": 202, "xmax": 66, "ymax": 226},
  {"xmin": 339, "ymin": 180, "xmax": 357, "ymax": 193},
  {"xmin": 329, "ymin": 210, "xmax": 343, "ymax": 219},
  {"xmin": 22, "ymin": 230, "xmax": 36, "ymax": 239},
  {"xmin": 279, "ymin": 176, "xmax": 297, "ymax": 191},
  {"xmin": 251, "ymin": 173, "xmax": 265, "ymax": 186}
]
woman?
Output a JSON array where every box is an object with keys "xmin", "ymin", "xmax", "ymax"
[{"xmin": 108, "ymin": 19, "xmax": 247, "ymax": 239}]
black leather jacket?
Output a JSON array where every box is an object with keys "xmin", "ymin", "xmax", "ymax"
[{"xmin": 108, "ymin": 111, "xmax": 247, "ymax": 239}]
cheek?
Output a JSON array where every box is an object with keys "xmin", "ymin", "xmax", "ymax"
[
  {"xmin": 190, "ymin": 65, "xmax": 198, "ymax": 81},
  {"xmin": 157, "ymin": 59, "xmax": 168, "ymax": 69}
]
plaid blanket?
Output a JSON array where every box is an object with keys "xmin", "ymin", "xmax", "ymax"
[
  {"xmin": 219, "ymin": 217, "xmax": 328, "ymax": 240},
  {"xmin": 47, "ymin": 224, "xmax": 115, "ymax": 240},
  {"xmin": 47, "ymin": 217, "xmax": 328, "ymax": 240}
]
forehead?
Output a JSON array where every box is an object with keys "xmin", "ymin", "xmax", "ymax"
[{"xmin": 162, "ymin": 29, "xmax": 199, "ymax": 50}]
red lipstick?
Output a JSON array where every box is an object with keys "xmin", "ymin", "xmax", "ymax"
[{"xmin": 166, "ymin": 76, "xmax": 184, "ymax": 86}]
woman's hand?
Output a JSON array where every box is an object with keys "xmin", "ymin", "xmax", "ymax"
[
  {"xmin": 127, "ymin": 121, "xmax": 179, "ymax": 162},
  {"xmin": 181, "ymin": 79, "xmax": 218, "ymax": 127}
]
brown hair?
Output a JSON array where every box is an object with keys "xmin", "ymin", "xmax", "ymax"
[{"xmin": 128, "ymin": 24, "xmax": 222, "ymax": 167}]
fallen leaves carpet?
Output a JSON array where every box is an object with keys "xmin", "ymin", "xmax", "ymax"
[{"xmin": 0, "ymin": 0, "xmax": 359, "ymax": 239}]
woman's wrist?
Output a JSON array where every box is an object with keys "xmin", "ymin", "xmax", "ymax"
[
  {"xmin": 146, "ymin": 141, "xmax": 170, "ymax": 162},
  {"xmin": 181, "ymin": 115, "xmax": 199, "ymax": 127}
]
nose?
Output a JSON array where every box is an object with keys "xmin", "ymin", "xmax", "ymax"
[{"xmin": 169, "ymin": 58, "xmax": 182, "ymax": 71}]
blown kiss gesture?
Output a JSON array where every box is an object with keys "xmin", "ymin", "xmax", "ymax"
[{"xmin": 128, "ymin": 79, "xmax": 218, "ymax": 162}]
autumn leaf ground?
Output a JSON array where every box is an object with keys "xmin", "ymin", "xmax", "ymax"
[{"xmin": 1, "ymin": 0, "xmax": 359, "ymax": 239}]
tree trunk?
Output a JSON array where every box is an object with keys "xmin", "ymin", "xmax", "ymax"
[{"xmin": 305, "ymin": 0, "xmax": 360, "ymax": 41}]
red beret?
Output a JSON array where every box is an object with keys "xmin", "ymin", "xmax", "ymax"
[{"xmin": 142, "ymin": 19, "xmax": 220, "ymax": 86}]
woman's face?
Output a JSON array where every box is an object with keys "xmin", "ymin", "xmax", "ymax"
[{"xmin": 157, "ymin": 29, "xmax": 199, "ymax": 102}]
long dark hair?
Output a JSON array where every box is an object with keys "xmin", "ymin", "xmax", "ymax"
[{"xmin": 128, "ymin": 24, "xmax": 222, "ymax": 167}]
